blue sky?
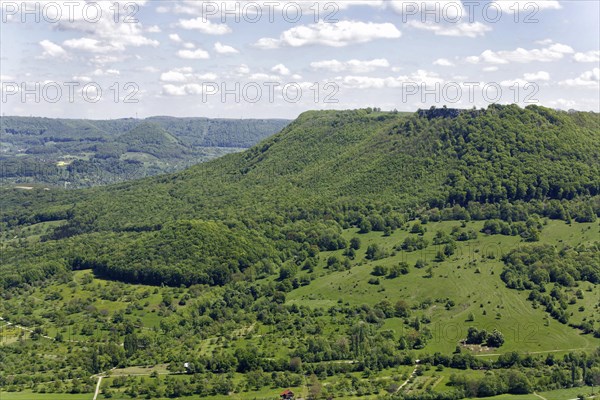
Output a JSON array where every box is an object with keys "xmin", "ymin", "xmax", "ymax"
[{"xmin": 1, "ymin": 0, "xmax": 598, "ymax": 119}]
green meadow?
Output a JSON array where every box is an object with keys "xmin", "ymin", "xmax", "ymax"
[{"xmin": 289, "ymin": 220, "xmax": 599, "ymax": 355}]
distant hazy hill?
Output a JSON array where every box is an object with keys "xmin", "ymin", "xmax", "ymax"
[
  {"xmin": 116, "ymin": 122, "xmax": 188, "ymax": 159},
  {"xmin": 0, "ymin": 116, "xmax": 290, "ymax": 187}
]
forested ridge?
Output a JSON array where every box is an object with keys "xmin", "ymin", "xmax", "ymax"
[{"xmin": 1, "ymin": 104, "xmax": 599, "ymax": 290}]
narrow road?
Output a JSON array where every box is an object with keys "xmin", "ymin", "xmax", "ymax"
[
  {"xmin": 534, "ymin": 391, "xmax": 599, "ymax": 400},
  {"xmin": 0, "ymin": 316, "xmax": 53, "ymax": 340},
  {"xmin": 109, "ymin": 371, "xmax": 171, "ymax": 377},
  {"xmin": 0, "ymin": 316, "xmax": 81, "ymax": 343},
  {"xmin": 396, "ymin": 362, "xmax": 419, "ymax": 393},
  {"xmin": 533, "ymin": 392, "xmax": 547, "ymax": 400},
  {"xmin": 474, "ymin": 348, "xmax": 590, "ymax": 357},
  {"xmin": 93, "ymin": 376, "xmax": 103, "ymax": 400}
]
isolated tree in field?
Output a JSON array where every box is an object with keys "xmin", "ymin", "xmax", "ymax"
[
  {"xmin": 394, "ymin": 300, "xmax": 410, "ymax": 317},
  {"xmin": 374, "ymin": 299, "xmax": 394, "ymax": 318},
  {"xmin": 349, "ymin": 322, "xmax": 372, "ymax": 358},
  {"xmin": 425, "ymin": 266, "xmax": 434, "ymax": 278},
  {"xmin": 308, "ymin": 374, "xmax": 322, "ymax": 400},
  {"xmin": 372, "ymin": 265, "xmax": 387, "ymax": 276},
  {"xmin": 486, "ymin": 329, "xmax": 505, "ymax": 347},
  {"xmin": 466, "ymin": 327, "xmax": 488, "ymax": 345},
  {"xmin": 506, "ymin": 370, "xmax": 532, "ymax": 394},
  {"xmin": 444, "ymin": 241, "xmax": 456, "ymax": 256},
  {"xmin": 350, "ymin": 237, "xmax": 361, "ymax": 250},
  {"xmin": 410, "ymin": 221, "xmax": 425, "ymax": 235},
  {"xmin": 327, "ymin": 255, "xmax": 341, "ymax": 270},
  {"xmin": 387, "ymin": 264, "xmax": 402, "ymax": 278},
  {"xmin": 279, "ymin": 263, "xmax": 298, "ymax": 280},
  {"xmin": 365, "ymin": 243, "xmax": 387, "ymax": 260},
  {"xmin": 124, "ymin": 333, "xmax": 138, "ymax": 357},
  {"xmin": 359, "ymin": 220, "xmax": 372, "ymax": 233},
  {"xmin": 435, "ymin": 250, "xmax": 446, "ymax": 262},
  {"xmin": 302, "ymin": 257, "xmax": 317, "ymax": 272},
  {"xmin": 161, "ymin": 292, "xmax": 173, "ymax": 307},
  {"xmin": 343, "ymin": 247, "xmax": 356, "ymax": 259},
  {"xmin": 289, "ymin": 357, "xmax": 302, "ymax": 372},
  {"xmin": 398, "ymin": 261, "xmax": 410, "ymax": 274}
]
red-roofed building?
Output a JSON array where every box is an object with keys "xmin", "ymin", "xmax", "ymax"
[{"xmin": 280, "ymin": 389, "xmax": 294, "ymax": 400}]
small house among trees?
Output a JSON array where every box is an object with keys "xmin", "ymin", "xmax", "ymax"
[{"xmin": 280, "ymin": 389, "xmax": 294, "ymax": 400}]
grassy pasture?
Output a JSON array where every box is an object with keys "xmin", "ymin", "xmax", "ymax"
[{"xmin": 288, "ymin": 220, "xmax": 600, "ymax": 354}]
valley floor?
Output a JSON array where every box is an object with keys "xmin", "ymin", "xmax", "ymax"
[
  {"xmin": 1, "ymin": 220, "xmax": 598, "ymax": 400},
  {"xmin": 1, "ymin": 386, "xmax": 599, "ymax": 400}
]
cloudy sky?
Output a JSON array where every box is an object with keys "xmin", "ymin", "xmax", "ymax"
[{"xmin": 1, "ymin": 0, "xmax": 599, "ymax": 119}]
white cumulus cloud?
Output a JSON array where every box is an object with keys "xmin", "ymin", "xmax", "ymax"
[
  {"xmin": 501, "ymin": 71, "xmax": 550, "ymax": 86},
  {"xmin": 271, "ymin": 64, "xmax": 291, "ymax": 76},
  {"xmin": 169, "ymin": 34, "xmax": 183, "ymax": 43},
  {"xmin": 408, "ymin": 21, "xmax": 491, "ymax": 38},
  {"xmin": 177, "ymin": 49, "xmax": 210, "ymax": 59},
  {"xmin": 92, "ymin": 68, "xmax": 120, "ymax": 77},
  {"xmin": 161, "ymin": 70, "xmax": 190, "ymax": 83},
  {"xmin": 254, "ymin": 21, "xmax": 401, "ymax": 49},
  {"xmin": 559, "ymin": 68, "xmax": 600, "ymax": 88},
  {"xmin": 177, "ymin": 18, "xmax": 231, "ymax": 34},
  {"xmin": 160, "ymin": 67, "xmax": 218, "ymax": 90},
  {"xmin": 574, "ymin": 51, "xmax": 600, "ymax": 63},
  {"xmin": 236, "ymin": 64, "xmax": 250, "ymax": 75},
  {"xmin": 214, "ymin": 42, "xmax": 239, "ymax": 54},
  {"xmin": 141, "ymin": 66, "xmax": 160, "ymax": 73},
  {"xmin": 162, "ymin": 83, "xmax": 206, "ymax": 96},
  {"xmin": 311, "ymin": 59, "xmax": 390, "ymax": 73},
  {"xmin": 523, "ymin": 71, "xmax": 550, "ymax": 81},
  {"xmin": 72, "ymin": 76, "xmax": 92, "ymax": 82},
  {"xmin": 491, "ymin": 0, "xmax": 561, "ymax": 12},
  {"xmin": 39, "ymin": 40, "xmax": 67, "ymax": 58},
  {"xmin": 63, "ymin": 38, "xmax": 113, "ymax": 54},
  {"xmin": 466, "ymin": 43, "xmax": 573, "ymax": 64},
  {"xmin": 54, "ymin": 2, "xmax": 159, "ymax": 54},
  {"xmin": 433, "ymin": 58, "xmax": 455, "ymax": 67},
  {"xmin": 338, "ymin": 70, "xmax": 443, "ymax": 89}
]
